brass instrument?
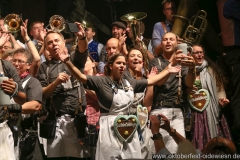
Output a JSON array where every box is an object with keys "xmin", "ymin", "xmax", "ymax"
[
  {"xmin": 172, "ymin": 0, "xmax": 196, "ymax": 38},
  {"xmin": 182, "ymin": 10, "xmax": 208, "ymax": 45},
  {"xmin": 171, "ymin": 0, "xmax": 207, "ymax": 45},
  {"xmin": 120, "ymin": 12, "xmax": 147, "ymax": 47},
  {"xmin": 4, "ymin": 14, "xmax": 23, "ymax": 33},
  {"xmin": 45, "ymin": 15, "xmax": 66, "ymax": 32}
]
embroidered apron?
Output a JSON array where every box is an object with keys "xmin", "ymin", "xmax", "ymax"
[{"xmin": 96, "ymin": 80, "xmax": 142, "ymax": 160}]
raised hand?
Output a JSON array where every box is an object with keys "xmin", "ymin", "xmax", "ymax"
[
  {"xmin": 75, "ymin": 22, "xmax": 86, "ymax": 39},
  {"xmin": 135, "ymin": 62, "xmax": 143, "ymax": 76},
  {"xmin": 219, "ymin": 98, "xmax": 230, "ymax": 107},
  {"xmin": 167, "ymin": 62, "xmax": 181, "ymax": 73},
  {"xmin": 0, "ymin": 32, "xmax": 10, "ymax": 46},
  {"xmin": 148, "ymin": 66, "xmax": 158, "ymax": 78},
  {"xmin": 20, "ymin": 19, "xmax": 29, "ymax": 39},
  {"xmin": 55, "ymin": 72, "xmax": 70, "ymax": 85},
  {"xmin": 57, "ymin": 47, "xmax": 69, "ymax": 63}
]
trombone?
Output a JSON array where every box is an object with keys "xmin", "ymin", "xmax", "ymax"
[{"xmin": 45, "ymin": 15, "xmax": 66, "ymax": 32}]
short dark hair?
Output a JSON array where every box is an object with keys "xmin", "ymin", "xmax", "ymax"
[
  {"xmin": 44, "ymin": 30, "xmax": 64, "ymax": 48},
  {"xmin": 29, "ymin": 21, "xmax": 43, "ymax": 31},
  {"xmin": 162, "ymin": 0, "xmax": 174, "ymax": 9},
  {"xmin": 13, "ymin": 48, "xmax": 33, "ymax": 63}
]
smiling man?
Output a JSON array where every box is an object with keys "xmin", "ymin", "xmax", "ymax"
[
  {"xmin": 149, "ymin": 32, "xmax": 196, "ymax": 154},
  {"xmin": 37, "ymin": 23, "xmax": 90, "ymax": 159}
]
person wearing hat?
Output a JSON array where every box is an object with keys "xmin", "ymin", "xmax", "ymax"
[{"xmin": 98, "ymin": 21, "xmax": 128, "ymax": 73}]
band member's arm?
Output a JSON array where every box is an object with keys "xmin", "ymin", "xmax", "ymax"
[
  {"xmin": 21, "ymin": 19, "xmax": 41, "ymax": 77},
  {"xmin": 75, "ymin": 22, "xmax": 88, "ymax": 53}
]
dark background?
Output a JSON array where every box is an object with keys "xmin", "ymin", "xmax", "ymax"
[
  {"xmin": 0, "ymin": 0, "xmax": 234, "ymax": 129},
  {"xmin": 0, "ymin": 0, "xmax": 221, "ymax": 59}
]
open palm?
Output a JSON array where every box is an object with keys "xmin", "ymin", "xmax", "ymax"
[{"xmin": 167, "ymin": 63, "xmax": 181, "ymax": 73}]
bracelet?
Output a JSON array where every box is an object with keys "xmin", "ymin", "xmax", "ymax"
[
  {"xmin": 169, "ymin": 128, "xmax": 176, "ymax": 136},
  {"xmin": 63, "ymin": 56, "xmax": 70, "ymax": 63},
  {"xmin": 10, "ymin": 82, "xmax": 19, "ymax": 99},
  {"xmin": 25, "ymin": 38, "xmax": 31, "ymax": 44}
]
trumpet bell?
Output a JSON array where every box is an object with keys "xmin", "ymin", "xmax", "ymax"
[
  {"xmin": 49, "ymin": 15, "xmax": 66, "ymax": 32},
  {"xmin": 4, "ymin": 14, "xmax": 22, "ymax": 33},
  {"xmin": 120, "ymin": 12, "xmax": 147, "ymax": 22}
]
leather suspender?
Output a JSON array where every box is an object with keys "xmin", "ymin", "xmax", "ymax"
[
  {"xmin": 161, "ymin": 22, "xmax": 167, "ymax": 34},
  {"xmin": 0, "ymin": 59, "xmax": 5, "ymax": 76}
]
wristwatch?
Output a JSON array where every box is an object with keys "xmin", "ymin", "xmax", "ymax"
[{"xmin": 151, "ymin": 132, "xmax": 163, "ymax": 140}]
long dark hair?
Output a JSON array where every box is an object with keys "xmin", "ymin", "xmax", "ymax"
[
  {"xmin": 192, "ymin": 44, "xmax": 228, "ymax": 91},
  {"xmin": 104, "ymin": 53, "xmax": 126, "ymax": 76}
]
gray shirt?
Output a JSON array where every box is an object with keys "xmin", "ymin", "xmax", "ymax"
[
  {"xmin": 86, "ymin": 75, "xmax": 147, "ymax": 113},
  {"xmin": 38, "ymin": 49, "xmax": 88, "ymax": 115},
  {"xmin": 149, "ymin": 55, "xmax": 188, "ymax": 108}
]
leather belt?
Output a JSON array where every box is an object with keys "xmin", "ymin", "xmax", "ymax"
[{"xmin": 153, "ymin": 101, "xmax": 182, "ymax": 109}]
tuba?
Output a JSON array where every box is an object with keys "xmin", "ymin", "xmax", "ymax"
[
  {"xmin": 4, "ymin": 14, "xmax": 23, "ymax": 33},
  {"xmin": 45, "ymin": 15, "xmax": 66, "ymax": 32},
  {"xmin": 172, "ymin": 0, "xmax": 208, "ymax": 45},
  {"xmin": 120, "ymin": 12, "xmax": 147, "ymax": 48},
  {"xmin": 182, "ymin": 10, "xmax": 208, "ymax": 45}
]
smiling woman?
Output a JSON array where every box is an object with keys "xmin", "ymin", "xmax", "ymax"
[
  {"xmin": 188, "ymin": 44, "xmax": 232, "ymax": 151},
  {"xmin": 58, "ymin": 49, "xmax": 181, "ymax": 159}
]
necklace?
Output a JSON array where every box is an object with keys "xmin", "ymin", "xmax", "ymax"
[{"xmin": 109, "ymin": 77, "xmax": 124, "ymax": 94}]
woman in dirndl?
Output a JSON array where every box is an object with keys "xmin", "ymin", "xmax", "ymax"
[
  {"xmin": 188, "ymin": 44, "xmax": 232, "ymax": 151},
  {"xmin": 58, "ymin": 53, "xmax": 181, "ymax": 160}
]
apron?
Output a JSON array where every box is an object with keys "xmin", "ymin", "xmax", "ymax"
[
  {"xmin": 0, "ymin": 121, "xmax": 15, "ymax": 160},
  {"xmin": 96, "ymin": 80, "xmax": 142, "ymax": 160},
  {"xmin": 131, "ymin": 90, "xmax": 155, "ymax": 159},
  {"xmin": 46, "ymin": 115, "xmax": 90, "ymax": 158}
]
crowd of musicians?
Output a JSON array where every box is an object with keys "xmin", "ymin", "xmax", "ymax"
[{"xmin": 0, "ymin": 0, "xmax": 240, "ymax": 159}]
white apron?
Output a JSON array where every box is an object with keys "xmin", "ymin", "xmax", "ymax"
[
  {"xmin": 46, "ymin": 114, "xmax": 90, "ymax": 158},
  {"xmin": 0, "ymin": 121, "xmax": 15, "ymax": 160},
  {"xmin": 96, "ymin": 80, "xmax": 142, "ymax": 160},
  {"xmin": 132, "ymin": 91, "xmax": 155, "ymax": 159}
]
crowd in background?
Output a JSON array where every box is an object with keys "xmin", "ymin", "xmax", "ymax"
[{"xmin": 0, "ymin": 0, "xmax": 239, "ymax": 160}]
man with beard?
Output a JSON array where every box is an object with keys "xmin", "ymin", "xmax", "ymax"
[{"xmin": 148, "ymin": 32, "xmax": 196, "ymax": 153}]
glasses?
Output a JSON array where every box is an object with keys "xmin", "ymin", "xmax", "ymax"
[
  {"xmin": 192, "ymin": 51, "xmax": 204, "ymax": 55},
  {"xmin": 11, "ymin": 59, "xmax": 27, "ymax": 65}
]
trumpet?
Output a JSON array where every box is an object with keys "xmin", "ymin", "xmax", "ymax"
[
  {"xmin": 45, "ymin": 15, "xmax": 66, "ymax": 32},
  {"xmin": 4, "ymin": 14, "xmax": 23, "ymax": 33}
]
